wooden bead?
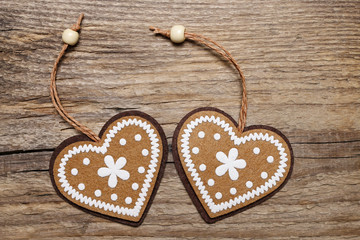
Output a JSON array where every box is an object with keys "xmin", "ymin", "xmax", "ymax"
[
  {"xmin": 170, "ymin": 25, "xmax": 186, "ymax": 43},
  {"xmin": 62, "ymin": 29, "xmax": 79, "ymax": 46}
]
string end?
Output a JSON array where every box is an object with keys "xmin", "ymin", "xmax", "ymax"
[
  {"xmin": 71, "ymin": 13, "xmax": 85, "ymax": 32},
  {"xmin": 149, "ymin": 26, "xmax": 170, "ymax": 38}
]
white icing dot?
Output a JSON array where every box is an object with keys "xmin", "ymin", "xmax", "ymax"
[
  {"xmin": 267, "ymin": 156, "xmax": 274, "ymax": 163},
  {"xmin": 78, "ymin": 183, "xmax": 85, "ymax": 190},
  {"xmin": 215, "ymin": 192, "xmax": 222, "ymax": 199},
  {"xmin": 125, "ymin": 197, "xmax": 132, "ymax": 204},
  {"xmin": 192, "ymin": 147, "xmax": 199, "ymax": 154},
  {"xmin": 94, "ymin": 189, "xmax": 102, "ymax": 197},
  {"xmin": 261, "ymin": 172, "xmax": 268, "ymax": 179},
  {"xmin": 199, "ymin": 164, "xmax": 206, "ymax": 171},
  {"xmin": 253, "ymin": 147, "xmax": 260, "ymax": 154},
  {"xmin": 119, "ymin": 138, "xmax": 126, "ymax": 146},
  {"xmin": 214, "ymin": 133, "xmax": 221, "ymax": 140},
  {"xmin": 142, "ymin": 149, "xmax": 149, "ymax": 156},
  {"xmin": 208, "ymin": 179, "xmax": 215, "ymax": 186},
  {"xmin": 198, "ymin": 131, "xmax": 205, "ymax": 138},
  {"xmin": 246, "ymin": 181, "xmax": 253, "ymax": 188},
  {"xmin": 230, "ymin": 188, "xmax": 237, "ymax": 195},
  {"xmin": 138, "ymin": 166, "xmax": 145, "ymax": 174},
  {"xmin": 71, "ymin": 168, "xmax": 78, "ymax": 176},
  {"xmin": 111, "ymin": 193, "xmax": 118, "ymax": 201},
  {"xmin": 135, "ymin": 134, "xmax": 142, "ymax": 141},
  {"xmin": 132, "ymin": 183, "xmax": 139, "ymax": 190},
  {"xmin": 83, "ymin": 158, "xmax": 90, "ymax": 165}
]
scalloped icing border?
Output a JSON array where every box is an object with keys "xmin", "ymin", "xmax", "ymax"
[
  {"xmin": 57, "ymin": 118, "xmax": 161, "ymax": 217},
  {"xmin": 180, "ymin": 114, "xmax": 288, "ymax": 213}
]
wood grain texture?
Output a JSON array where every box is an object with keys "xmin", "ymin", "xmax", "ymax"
[{"xmin": 1, "ymin": 0, "xmax": 359, "ymax": 239}]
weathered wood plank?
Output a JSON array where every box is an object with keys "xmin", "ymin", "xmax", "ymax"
[
  {"xmin": 1, "ymin": 164, "xmax": 360, "ymax": 239},
  {"xmin": 1, "ymin": 0, "xmax": 359, "ymax": 238}
]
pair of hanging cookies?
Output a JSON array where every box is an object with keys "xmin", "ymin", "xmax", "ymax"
[{"xmin": 50, "ymin": 14, "xmax": 293, "ymax": 227}]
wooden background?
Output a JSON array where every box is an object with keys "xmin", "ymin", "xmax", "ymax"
[{"xmin": 1, "ymin": 0, "xmax": 359, "ymax": 239}]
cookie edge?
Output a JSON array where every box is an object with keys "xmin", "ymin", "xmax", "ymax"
[
  {"xmin": 172, "ymin": 107, "xmax": 294, "ymax": 224},
  {"xmin": 49, "ymin": 110, "xmax": 168, "ymax": 227}
]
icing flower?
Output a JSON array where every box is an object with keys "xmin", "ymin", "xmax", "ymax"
[
  {"xmin": 215, "ymin": 148, "xmax": 246, "ymax": 181},
  {"xmin": 97, "ymin": 155, "xmax": 130, "ymax": 188}
]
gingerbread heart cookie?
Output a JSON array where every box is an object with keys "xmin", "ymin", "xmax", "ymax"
[
  {"xmin": 173, "ymin": 107, "xmax": 293, "ymax": 223},
  {"xmin": 50, "ymin": 111, "xmax": 167, "ymax": 226}
]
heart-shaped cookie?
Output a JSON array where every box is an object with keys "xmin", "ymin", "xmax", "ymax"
[
  {"xmin": 173, "ymin": 107, "xmax": 293, "ymax": 223},
  {"xmin": 50, "ymin": 111, "xmax": 168, "ymax": 226}
]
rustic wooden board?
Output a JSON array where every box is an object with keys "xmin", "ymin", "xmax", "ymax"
[{"xmin": 1, "ymin": 0, "xmax": 359, "ymax": 239}]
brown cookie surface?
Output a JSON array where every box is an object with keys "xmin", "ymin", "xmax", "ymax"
[
  {"xmin": 50, "ymin": 111, "xmax": 167, "ymax": 226},
  {"xmin": 173, "ymin": 107, "xmax": 293, "ymax": 223}
]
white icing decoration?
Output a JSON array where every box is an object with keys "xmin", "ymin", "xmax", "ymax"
[
  {"xmin": 111, "ymin": 193, "xmax": 118, "ymax": 201},
  {"xmin": 119, "ymin": 138, "xmax": 126, "ymax": 146},
  {"xmin": 208, "ymin": 179, "xmax": 215, "ymax": 186},
  {"xmin": 97, "ymin": 156, "xmax": 130, "ymax": 188},
  {"xmin": 246, "ymin": 181, "xmax": 253, "ymax": 188},
  {"xmin": 261, "ymin": 172, "xmax": 268, "ymax": 179},
  {"xmin": 180, "ymin": 114, "xmax": 289, "ymax": 214},
  {"xmin": 132, "ymin": 183, "xmax": 139, "ymax": 190},
  {"xmin": 215, "ymin": 192, "xmax": 222, "ymax": 199},
  {"xmin": 214, "ymin": 133, "xmax": 221, "ymax": 140},
  {"xmin": 83, "ymin": 158, "xmax": 90, "ymax": 165},
  {"xmin": 78, "ymin": 183, "xmax": 85, "ymax": 190},
  {"xmin": 198, "ymin": 131, "xmax": 205, "ymax": 138},
  {"xmin": 71, "ymin": 168, "xmax": 78, "ymax": 176},
  {"xmin": 125, "ymin": 197, "xmax": 132, "ymax": 204},
  {"xmin": 253, "ymin": 147, "xmax": 260, "ymax": 154},
  {"xmin": 267, "ymin": 156, "xmax": 274, "ymax": 163},
  {"xmin": 215, "ymin": 148, "xmax": 246, "ymax": 181},
  {"xmin": 199, "ymin": 164, "xmax": 206, "ymax": 171},
  {"xmin": 135, "ymin": 134, "xmax": 142, "ymax": 141},
  {"xmin": 230, "ymin": 188, "xmax": 237, "ymax": 195},
  {"xmin": 95, "ymin": 189, "xmax": 102, "ymax": 197},
  {"xmin": 56, "ymin": 118, "xmax": 161, "ymax": 217},
  {"xmin": 138, "ymin": 166, "xmax": 145, "ymax": 174},
  {"xmin": 142, "ymin": 149, "xmax": 149, "ymax": 157},
  {"xmin": 192, "ymin": 147, "xmax": 199, "ymax": 154}
]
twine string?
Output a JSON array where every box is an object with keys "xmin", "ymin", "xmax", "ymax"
[
  {"xmin": 149, "ymin": 26, "xmax": 247, "ymax": 133},
  {"xmin": 50, "ymin": 13, "xmax": 101, "ymax": 142}
]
